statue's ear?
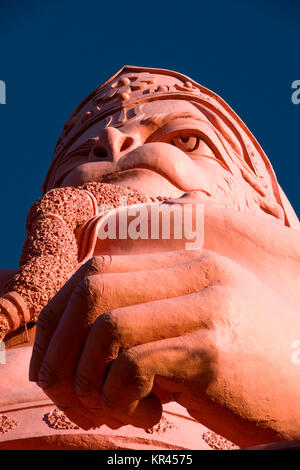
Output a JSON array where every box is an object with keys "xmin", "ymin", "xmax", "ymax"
[
  {"xmin": 244, "ymin": 138, "xmax": 298, "ymax": 229},
  {"xmin": 278, "ymin": 185, "xmax": 300, "ymax": 230}
]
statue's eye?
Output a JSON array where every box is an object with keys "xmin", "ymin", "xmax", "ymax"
[{"xmin": 172, "ymin": 134, "xmax": 199, "ymax": 152}]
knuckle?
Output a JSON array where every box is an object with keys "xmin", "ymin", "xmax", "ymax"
[
  {"xmin": 202, "ymin": 252, "xmax": 236, "ymax": 285},
  {"xmin": 74, "ymin": 372, "xmax": 93, "ymax": 399},
  {"xmin": 83, "ymin": 255, "xmax": 112, "ymax": 276},
  {"xmin": 217, "ymin": 285, "xmax": 236, "ymax": 305},
  {"xmin": 203, "ymin": 251, "xmax": 223, "ymax": 269},
  {"xmin": 72, "ymin": 277, "xmax": 90, "ymax": 302},
  {"xmin": 72, "ymin": 275, "xmax": 102, "ymax": 305},
  {"xmin": 36, "ymin": 310, "xmax": 56, "ymax": 337},
  {"xmin": 94, "ymin": 311, "xmax": 120, "ymax": 342},
  {"xmin": 102, "ymin": 349, "xmax": 148, "ymax": 414},
  {"xmin": 211, "ymin": 285, "xmax": 239, "ymax": 326},
  {"xmin": 72, "ymin": 275, "xmax": 105, "ymax": 326},
  {"xmin": 38, "ymin": 362, "xmax": 74, "ymax": 403},
  {"xmin": 32, "ymin": 342, "xmax": 46, "ymax": 361},
  {"xmin": 106, "ymin": 350, "xmax": 141, "ymax": 394},
  {"xmin": 191, "ymin": 252, "xmax": 220, "ymax": 284},
  {"xmin": 116, "ymin": 349, "xmax": 144, "ymax": 386}
]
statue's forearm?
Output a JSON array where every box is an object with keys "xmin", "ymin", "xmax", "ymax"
[
  {"xmin": 0, "ymin": 186, "xmax": 94, "ymax": 339},
  {"xmin": 0, "ymin": 183, "xmax": 147, "ymax": 340}
]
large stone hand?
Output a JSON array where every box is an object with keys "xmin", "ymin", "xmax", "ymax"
[{"xmin": 29, "ymin": 248, "xmax": 300, "ymax": 448}]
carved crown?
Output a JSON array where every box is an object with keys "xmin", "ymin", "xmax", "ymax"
[{"xmin": 52, "ymin": 66, "xmax": 222, "ymax": 163}]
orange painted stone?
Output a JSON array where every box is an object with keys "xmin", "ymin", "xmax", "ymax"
[{"xmin": 0, "ymin": 66, "xmax": 299, "ymax": 450}]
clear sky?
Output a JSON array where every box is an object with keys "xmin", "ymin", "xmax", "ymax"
[{"xmin": 0, "ymin": 0, "xmax": 299, "ymax": 267}]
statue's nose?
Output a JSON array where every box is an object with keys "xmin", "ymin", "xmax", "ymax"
[{"xmin": 89, "ymin": 127, "xmax": 136, "ymax": 164}]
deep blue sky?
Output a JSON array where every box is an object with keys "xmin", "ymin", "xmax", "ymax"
[{"xmin": 0, "ymin": 0, "xmax": 299, "ymax": 267}]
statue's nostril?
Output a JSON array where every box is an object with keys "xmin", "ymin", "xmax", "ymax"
[
  {"xmin": 94, "ymin": 145, "xmax": 108, "ymax": 159},
  {"xmin": 120, "ymin": 137, "xmax": 134, "ymax": 153}
]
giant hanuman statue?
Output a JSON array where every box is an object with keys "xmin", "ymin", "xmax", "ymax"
[{"xmin": 0, "ymin": 66, "xmax": 299, "ymax": 450}]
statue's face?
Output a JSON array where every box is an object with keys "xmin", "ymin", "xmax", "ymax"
[
  {"xmin": 53, "ymin": 99, "xmax": 272, "ymax": 215},
  {"xmin": 57, "ymin": 100, "xmax": 216, "ymax": 198}
]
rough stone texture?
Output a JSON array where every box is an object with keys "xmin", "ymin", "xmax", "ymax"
[
  {"xmin": 145, "ymin": 416, "xmax": 175, "ymax": 435},
  {"xmin": 26, "ymin": 186, "xmax": 94, "ymax": 231},
  {"xmin": 1, "ymin": 66, "xmax": 300, "ymax": 451},
  {"xmin": 202, "ymin": 431, "xmax": 240, "ymax": 450},
  {"xmin": 20, "ymin": 217, "xmax": 78, "ymax": 266},
  {"xmin": 2, "ymin": 182, "xmax": 148, "ymax": 336},
  {"xmin": 44, "ymin": 408, "xmax": 79, "ymax": 430},
  {"xmin": 0, "ymin": 315, "xmax": 9, "ymax": 340},
  {"xmin": 0, "ymin": 415, "xmax": 19, "ymax": 435},
  {"xmin": 80, "ymin": 182, "xmax": 148, "ymax": 207},
  {"xmin": 8, "ymin": 254, "xmax": 78, "ymax": 322}
]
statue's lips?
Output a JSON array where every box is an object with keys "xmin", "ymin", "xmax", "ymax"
[{"xmin": 101, "ymin": 142, "xmax": 211, "ymax": 195}]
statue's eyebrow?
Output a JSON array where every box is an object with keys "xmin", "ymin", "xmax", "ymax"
[{"xmin": 141, "ymin": 112, "xmax": 205, "ymax": 129}]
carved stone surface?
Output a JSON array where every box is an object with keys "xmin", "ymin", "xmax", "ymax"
[{"xmin": 0, "ymin": 66, "xmax": 299, "ymax": 450}]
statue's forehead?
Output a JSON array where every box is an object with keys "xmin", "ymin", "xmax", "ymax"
[
  {"xmin": 53, "ymin": 68, "xmax": 207, "ymax": 160},
  {"xmin": 139, "ymin": 99, "xmax": 201, "ymax": 116},
  {"xmin": 66, "ymin": 99, "xmax": 204, "ymax": 154}
]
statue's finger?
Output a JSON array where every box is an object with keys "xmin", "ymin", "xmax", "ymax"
[
  {"xmin": 74, "ymin": 289, "xmax": 216, "ymax": 409},
  {"xmin": 103, "ymin": 248, "xmax": 208, "ymax": 273},
  {"xmin": 29, "ymin": 255, "xmax": 112, "ymax": 382},
  {"xmin": 29, "ymin": 249, "xmax": 205, "ymax": 382},
  {"xmin": 34, "ymin": 254, "xmax": 218, "ymax": 428},
  {"xmin": 101, "ymin": 329, "xmax": 216, "ymax": 428}
]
